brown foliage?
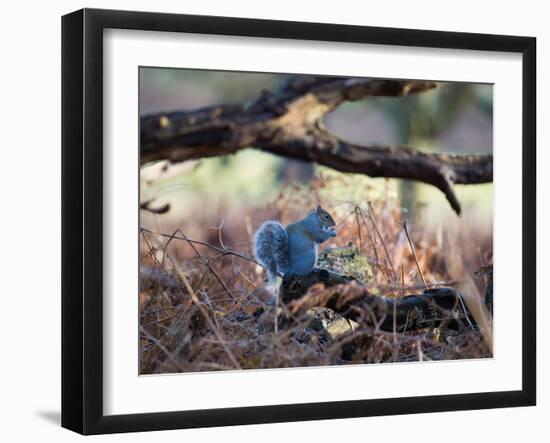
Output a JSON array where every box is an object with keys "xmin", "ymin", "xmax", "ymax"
[{"xmin": 139, "ymin": 175, "xmax": 492, "ymax": 374}]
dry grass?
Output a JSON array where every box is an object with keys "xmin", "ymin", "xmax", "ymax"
[{"xmin": 139, "ymin": 173, "xmax": 493, "ymax": 374}]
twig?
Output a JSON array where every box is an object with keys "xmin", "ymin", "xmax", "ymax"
[
  {"xmin": 354, "ymin": 207, "xmax": 379, "ymax": 264},
  {"xmin": 403, "ymin": 221, "xmax": 428, "ymax": 290},
  {"xmin": 140, "ymin": 325, "xmax": 181, "ymax": 372},
  {"xmin": 354, "ymin": 207, "xmax": 363, "ymax": 251},
  {"xmin": 139, "ymin": 230, "xmax": 167, "ymax": 312},
  {"xmin": 174, "ymin": 228, "xmax": 236, "ymax": 301},
  {"xmin": 160, "ymin": 228, "xmax": 180, "ymax": 268},
  {"xmin": 401, "ymin": 264, "xmax": 406, "ymax": 297},
  {"xmin": 175, "ymin": 267, "xmax": 242, "ymax": 369},
  {"xmin": 140, "ymin": 307, "xmax": 177, "ymax": 317},
  {"xmin": 391, "ymin": 264, "xmax": 405, "ymax": 360},
  {"xmin": 141, "ymin": 315, "xmax": 177, "ymax": 328},
  {"xmin": 217, "ymin": 220, "xmax": 227, "ymax": 250},
  {"xmin": 366, "ymin": 203, "xmax": 397, "ymax": 281},
  {"xmin": 140, "ymin": 230, "xmax": 163, "ymax": 268},
  {"xmin": 140, "ymin": 227, "xmax": 262, "ymax": 267}
]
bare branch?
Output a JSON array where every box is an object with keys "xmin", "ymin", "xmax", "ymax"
[
  {"xmin": 140, "ymin": 76, "xmax": 492, "ymax": 214},
  {"xmin": 259, "ymin": 128, "xmax": 491, "ymax": 214},
  {"xmin": 140, "ymin": 199, "xmax": 170, "ymax": 214}
]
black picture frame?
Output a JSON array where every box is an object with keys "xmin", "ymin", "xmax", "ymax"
[{"xmin": 62, "ymin": 8, "xmax": 537, "ymax": 435}]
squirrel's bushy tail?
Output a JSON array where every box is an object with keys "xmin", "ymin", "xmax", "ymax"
[{"xmin": 253, "ymin": 221, "xmax": 288, "ymax": 284}]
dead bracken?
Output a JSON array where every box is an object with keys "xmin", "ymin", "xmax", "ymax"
[{"xmin": 139, "ymin": 175, "xmax": 493, "ymax": 374}]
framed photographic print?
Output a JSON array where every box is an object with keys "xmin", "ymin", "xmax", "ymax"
[{"xmin": 61, "ymin": 8, "xmax": 536, "ymax": 435}]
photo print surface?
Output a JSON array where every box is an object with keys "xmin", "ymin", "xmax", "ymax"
[{"xmin": 139, "ymin": 68, "xmax": 493, "ymax": 375}]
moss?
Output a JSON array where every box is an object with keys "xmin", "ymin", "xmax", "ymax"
[{"xmin": 317, "ymin": 244, "xmax": 372, "ymax": 282}]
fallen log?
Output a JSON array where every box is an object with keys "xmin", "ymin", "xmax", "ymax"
[{"xmin": 280, "ymin": 268, "xmax": 477, "ymax": 333}]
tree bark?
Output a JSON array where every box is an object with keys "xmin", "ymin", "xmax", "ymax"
[
  {"xmin": 280, "ymin": 269, "xmax": 476, "ymax": 332},
  {"xmin": 140, "ymin": 76, "xmax": 492, "ymax": 214}
]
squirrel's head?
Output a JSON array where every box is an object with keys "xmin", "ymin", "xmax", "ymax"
[
  {"xmin": 315, "ymin": 206, "xmax": 336, "ymax": 228},
  {"xmin": 308, "ymin": 206, "xmax": 337, "ymax": 240}
]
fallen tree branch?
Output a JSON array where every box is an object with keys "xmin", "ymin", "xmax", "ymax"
[
  {"xmin": 140, "ymin": 76, "xmax": 492, "ymax": 214},
  {"xmin": 280, "ymin": 268, "xmax": 477, "ymax": 333}
]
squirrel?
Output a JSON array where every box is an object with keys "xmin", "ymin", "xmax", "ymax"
[{"xmin": 253, "ymin": 206, "xmax": 337, "ymax": 284}]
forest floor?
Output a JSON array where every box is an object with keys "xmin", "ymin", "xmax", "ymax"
[{"xmin": 139, "ymin": 174, "xmax": 493, "ymax": 374}]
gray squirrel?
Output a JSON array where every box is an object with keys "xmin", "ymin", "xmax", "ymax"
[{"xmin": 253, "ymin": 206, "xmax": 337, "ymax": 284}]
